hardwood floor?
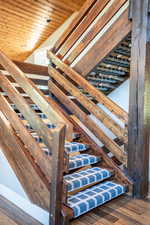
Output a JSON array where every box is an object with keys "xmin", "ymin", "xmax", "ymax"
[
  {"xmin": 0, "ymin": 189, "xmax": 150, "ymax": 225},
  {"xmin": 0, "ymin": 195, "xmax": 42, "ymax": 225},
  {"xmin": 71, "ymin": 189, "xmax": 150, "ymax": 225}
]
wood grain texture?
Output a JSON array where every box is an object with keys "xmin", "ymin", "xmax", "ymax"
[
  {"xmin": 49, "ymin": 81, "xmax": 127, "ymax": 164},
  {"xmin": 0, "ymin": 94, "xmax": 52, "ymax": 181},
  {"xmin": 70, "ymin": 190, "xmax": 150, "ymax": 225},
  {"xmin": 0, "ymin": 0, "xmax": 86, "ymax": 61},
  {"xmin": 48, "ymin": 66, "xmax": 126, "ymax": 142},
  {"xmin": 128, "ymin": 0, "xmax": 150, "ymax": 198},
  {"xmin": 74, "ymin": 8, "xmax": 131, "ymax": 76},
  {"xmin": 48, "ymin": 50, "xmax": 128, "ymax": 123},
  {"xmin": 0, "ymin": 112, "xmax": 49, "ymax": 210},
  {"xmin": 0, "ymin": 195, "xmax": 42, "ymax": 225}
]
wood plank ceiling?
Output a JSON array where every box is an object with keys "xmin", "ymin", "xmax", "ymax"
[{"xmin": 0, "ymin": 0, "xmax": 86, "ymax": 61}]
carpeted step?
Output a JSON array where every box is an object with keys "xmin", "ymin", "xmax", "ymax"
[
  {"xmin": 67, "ymin": 181, "xmax": 126, "ymax": 218},
  {"xmin": 31, "ymin": 133, "xmax": 88, "ymax": 153},
  {"xmin": 64, "ymin": 167, "xmax": 112, "ymax": 192},
  {"xmin": 69, "ymin": 154, "xmax": 100, "ymax": 171}
]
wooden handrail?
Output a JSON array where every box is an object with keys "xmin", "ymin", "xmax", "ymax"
[
  {"xmin": 74, "ymin": 8, "xmax": 131, "ymax": 76},
  {"xmin": 0, "ymin": 60, "xmax": 49, "ymax": 76},
  {"xmin": 0, "ymin": 51, "xmax": 73, "ymax": 141},
  {"xmin": 0, "ymin": 75, "xmax": 54, "ymax": 153},
  {"xmin": 48, "ymin": 67, "xmax": 127, "ymax": 143},
  {"xmin": 48, "ymin": 50, "xmax": 128, "ymax": 123},
  {"xmin": 49, "ymin": 81, "xmax": 127, "ymax": 164},
  {"xmin": 0, "ymin": 112, "xmax": 49, "ymax": 210},
  {"xmin": 53, "ymin": 0, "xmax": 97, "ymax": 53},
  {"xmin": 58, "ymin": 0, "xmax": 110, "ymax": 58},
  {"xmin": 59, "ymin": 0, "xmax": 127, "ymax": 65},
  {"xmin": 0, "ymin": 94, "xmax": 51, "ymax": 181}
]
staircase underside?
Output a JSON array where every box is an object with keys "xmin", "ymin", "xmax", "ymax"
[{"xmin": 86, "ymin": 33, "xmax": 131, "ymax": 95}]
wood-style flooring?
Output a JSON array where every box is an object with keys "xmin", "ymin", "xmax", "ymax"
[
  {"xmin": 0, "ymin": 189, "xmax": 150, "ymax": 225},
  {"xmin": 71, "ymin": 190, "xmax": 150, "ymax": 225},
  {"xmin": 0, "ymin": 195, "xmax": 42, "ymax": 225}
]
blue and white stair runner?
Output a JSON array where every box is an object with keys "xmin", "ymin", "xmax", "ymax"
[
  {"xmin": 67, "ymin": 181, "xmax": 126, "ymax": 218},
  {"xmin": 64, "ymin": 167, "xmax": 112, "ymax": 192}
]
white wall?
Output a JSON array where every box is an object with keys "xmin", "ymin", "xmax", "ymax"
[
  {"xmin": 0, "ymin": 151, "xmax": 28, "ymax": 199},
  {"xmin": 26, "ymin": 11, "xmax": 78, "ymax": 64}
]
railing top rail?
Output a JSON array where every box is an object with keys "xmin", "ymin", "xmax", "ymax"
[
  {"xmin": 48, "ymin": 50, "xmax": 128, "ymax": 123},
  {"xmin": 0, "ymin": 51, "xmax": 60, "ymax": 123}
]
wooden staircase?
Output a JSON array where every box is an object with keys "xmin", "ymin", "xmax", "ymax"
[{"xmin": 0, "ymin": 0, "xmax": 135, "ymax": 224}]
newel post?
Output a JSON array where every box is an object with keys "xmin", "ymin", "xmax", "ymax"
[{"xmin": 128, "ymin": 0, "xmax": 150, "ymax": 198}]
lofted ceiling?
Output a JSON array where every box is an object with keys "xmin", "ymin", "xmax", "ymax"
[{"xmin": 0, "ymin": 0, "xmax": 86, "ymax": 61}]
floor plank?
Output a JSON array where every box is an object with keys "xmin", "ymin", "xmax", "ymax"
[
  {"xmin": 0, "ymin": 195, "xmax": 42, "ymax": 225},
  {"xmin": 71, "ymin": 187, "xmax": 150, "ymax": 225}
]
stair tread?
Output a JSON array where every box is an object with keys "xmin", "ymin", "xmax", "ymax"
[
  {"xmin": 31, "ymin": 133, "xmax": 88, "ymax": 153},
  {"xmin": 69, "ymin": 154, "xmax": 100, "ymax": 170},
  {"xmin": 67, "ymin": 181, "xmax": 126, "ymax": 218},
  {"xmin": 64, "ymin": 167, "xmax": 112, "ymax": 192}
]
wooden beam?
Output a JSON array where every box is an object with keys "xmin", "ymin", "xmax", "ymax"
[
  {"xmin": 0, "ymin": 94, "xmax": 51, "ymax": 181},
  {"xmin": 58, "ymin": 0, "xmax": 110, "ymax": 58},
  {"xmin": 48, "ymin": 50, "xmax": 128, "ymax": 123},
  {"xmin": 53, "ymin": 0, "xmax": 97, "ymax": 53},
  {"xmin": 0, "ymin": 112, "xmax": 49, "ymax": 210},
  {"xmin": 74, "ymin": 8, "xmax": 131, "ymax": 76},
  {"xmin": 48, "ymin": 67, "xmax": 127, "ymax": 142},
  {"xmin": 128, "ymin": 0, "xmax": 150, "ymax": 198},
  {"xmin": 0, "ymin": 60, "xmax": 49, "ymax": 76},
  {"xmin": 49, "ymin": 81, "xmax": 127, "ymax": 164},
  {"xmin": 0, "ymin": 51, "xmax": 73, "ymax": 140},
  {"xmin": 65, "ymin": 0, "xmax": 127, "ymax": 64}
]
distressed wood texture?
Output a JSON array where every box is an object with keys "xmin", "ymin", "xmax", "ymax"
[
  {"xmin": 0, "ymin": 195, "xmax": 42, "ymax": 225},
  {"xmin": 61, "ymin": 0, "xmax": 127, "ymax": 64},
  {"xmin": 48, "ymin": 67, "xmax": 127, "ymax": 144},
  {"xmin": 0, "ymin": 51, "xmax": 73, "ymax": 140},
  {"xmin": 70, "ymin": 190, "xmax": 150, "ymax": 225},
  {"xmin": 48, "ymin": 50, "xmax": 128, "ymax": 123},
  {"xmin": 0, "ymin": 93, "xmax": 51, "ymax": 181},
  {"xmin": 74, "ymin": 8, "xmax": 131, "ymax": 76},
  {"xmin": 0, "ymin": 112, "xmax": 49, "ymax": 210},
  {"xmin": 0, "ymin": 60, "xmax": 49, "ymax": 76},
  {"xmin": 56, "ymin": 0, "xmax": 110, "ymax": 58},
  {"xmin": 128, "ymin": 0, "xmax": 150, "ymax": 198},
  {"xmin": 0, "ymin": 74, "xmax": 54, "ymax": 153},
  {"xmin": 53, "ymin": 0, "xmax": 97, "ymax": 53},
  {"xmin": 49, "ymin": 124, "xmax": 66, "ymax": 225},
  {"xmin": 48, "ymin": 81, "xmax": 127, "ymax": 164}
]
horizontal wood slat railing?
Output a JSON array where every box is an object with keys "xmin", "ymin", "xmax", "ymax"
[
  {"xmin": 0, "ymin": 93, "xmax": 51, "ymax": 181},
  {"xmin": 57, "ymin": 0, "xmax": 128, "ymax": 64},
  {"xmin": 48, "ymin": 51, "xmax": 128, "ymax": 123},
  {"xmin": 48, "ymin": 81, "xmax": 127, "ymax": 164},
  {"xmin": 0, "ymin": 112, "xmax": 50, "ymax": 210},
  {"xmin": 52, "ymin": 0, "xmax": 131, "ymax": 78},
  {"xmin": 56, "ymin": 0, "xmax": 110, "ymax": 58},
  {"xmin": 0, "ymin": 51, "xmax": 68, "ymax": 213},
  {"xmin": 0, "ymin": 51, "xmax": 73, "ymax": 141},
  {"xmin": 74, "ymin": 7, "xmax": 131, "ymax": 76},
  {"xmin": 48, "ymin": 52, "xmax": 128, "ymax": 164},
  {"xmin": 53, "ymin": 0, "xmax": 98, "ymax": 53}
]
